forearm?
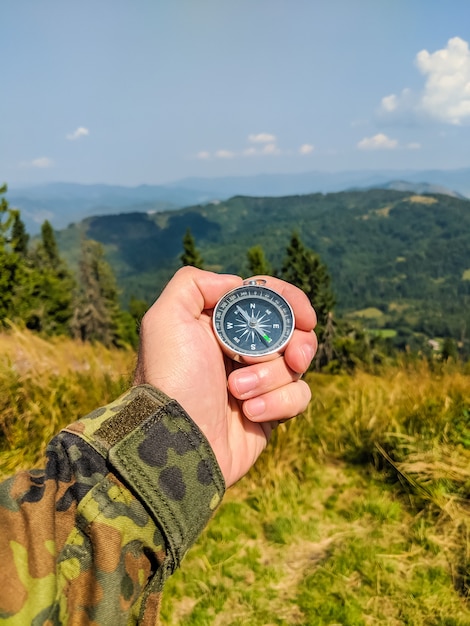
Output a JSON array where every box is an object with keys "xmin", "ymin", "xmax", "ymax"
[{"xmin": 0, "ymin": 385, "xmax": 225, "ymax": 625}]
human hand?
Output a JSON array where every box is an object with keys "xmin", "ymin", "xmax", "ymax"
[{"xmin": 134, "ymin": 267, "xmax": 317, "ymax": 488}]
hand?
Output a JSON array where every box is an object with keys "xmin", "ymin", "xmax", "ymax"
[{"xmin": 134, "ymin": 267, "xmax": 317, "ymax": 488}]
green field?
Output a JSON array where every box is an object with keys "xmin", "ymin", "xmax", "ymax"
[{"xmin": 1, "ymin": 329, "xmax": 469, "ymax": 624}]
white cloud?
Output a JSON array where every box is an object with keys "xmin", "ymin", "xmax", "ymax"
[
  {"xmin": 380, "ymin": 37, "xmax": 470, "ymax": 125},
  {"xmin": 416, "ymin": 37, "xmax": 470, "ymax": 124},
  {"xmin": 357, "ymin": 133, "xmax": 398, "ymax": 150},
  {"xmin": 20, "ymin": 156, "xmax": 54, "ymax": 169},
  {"xmin": 197, "ymin": 134, "xmax": 314, "ymax": 159},
  {"xmin": 215, "ymin": 149, "xmax": 235, "ymax": 159},
  {"xmin": 248, "ymin": 132, "xmax": 276, "ymax": 143},
  {"xmin": 246, "ymin": 133, "xmax": 281, "ymax": 155},
  {"xmin": 406, "ymin": 142, "xmax": 421, "ymax": 150},
  {"xmin": 299, "ymin": 143, "xmax": 314, "ymax": 155},
  {"xmin": 33, "ymin": 157, "xmax": 54, "ymax": 168},
  {"xmin": 381, "ymin": 94, "xmax": 398, "ymax": 112},
  {"xmin": 66, "ymin": 126, "xmax": 90, "ymax": 140},
  {"xmin": 380, "ymin": 88, "xmax": 414, "ymax": 116},
  {"xmin": 262, "ymin": 143, "xmax": 281, "ymax": 155}
]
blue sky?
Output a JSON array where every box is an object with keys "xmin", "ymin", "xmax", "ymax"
[{"xmin": 2, "ymin": 0, "xmax": 470, "ymax": 186}]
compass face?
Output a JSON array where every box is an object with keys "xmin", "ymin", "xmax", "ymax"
[{"xmin": 212, "ymin": 284, "xmax": 295, "ymax": 359}]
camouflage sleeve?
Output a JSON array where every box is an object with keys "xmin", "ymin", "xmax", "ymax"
[{"xmin": 0, "ymin": 384, "xmax": 225, "ymax": 625}]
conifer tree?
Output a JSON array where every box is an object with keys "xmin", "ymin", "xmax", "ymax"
[
  {"xmin": 10, "ymin": 212, "xmax": 29, "ymax": 256},
  {"xmin": 23, "ymin": 220, "xmax": 75, "ymax": 334},
  {"xmin": 71, "ymin": 238, "xmax": 137, "ymax": 347},
  {"xmin": 0, "ymin": 188, "xmax": 76, "ymax": 335},
  {"xmin": 247, "ymin": 244, "xmax": 273, "ymax": 276},
  {"xmin": 281, "ymin": 232, "xmax": 335, "ymax": 329},
  {"xmin": 0, "ymin": 185, "xmax": 22, "ymax": 322},
  {"xmin": 38, "ymin": 220, "xmax": 60, "ymax": 265},
  {"xmin": 180, "ymin": 228, "xmax": 204, "ymax": 269},
  {"xmin": 0, "ymin": 184, "xmax": 14, "ymax": 242},
  {"xmin": 71, "ymin": 239, "xmax": 114, "ymax": 345},
  {"xmin": 281, "ymin": 232, "xmax": 336, "ymax": 368}
]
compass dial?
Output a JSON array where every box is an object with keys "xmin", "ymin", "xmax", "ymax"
[{"xmin": 212, "ymin": 282, "xmax": 295, "ymax": 360}]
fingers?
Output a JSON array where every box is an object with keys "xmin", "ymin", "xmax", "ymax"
[
  {"xmin": 243, "ymin": 379, "xmax": 312, "ymax": 422},
  {"xmin": 228, "ymin": 345, "xmax": 314, "ymax": 423},
  {"xmin": 284, "ymin": 328, "xmax": 318, "ymax": 374},
  {"xmin": 228, "ymin": 343, "xmax": 309, "ymax": 400}
]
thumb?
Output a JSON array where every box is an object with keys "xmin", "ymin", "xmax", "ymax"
[{"xmin": 156, "ymin": 267, "xmax": 242, "ymax": 320}]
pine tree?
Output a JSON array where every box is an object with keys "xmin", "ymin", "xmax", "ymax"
[
  {"xmin": 0, "ymin": 184, "xmax": 14, "ymax": 242},
  {"xmin": 246, "ymin": 244, "xmax": 273, "ymax": 276},
  {"xmin": 281, "ymin": 232, "xmax": 336, "ymax": 368},
  {"xmin": 10, "ymin": 211, "xmax": 29, "ymax": 256},
  {"xmin": 281, "ymin": 232, "xmax": 335, "ymax": 329},
  {"xmin": 38, "ymin": 220, "xmax": 60, "ymax": 265},
  {"xmin": 180, "ymin": 228, "xmax": 204, "ymax": 269},
  {"xmin": 71, "ymin": 238, "xmax": 136, "ymax": 347},
  {"xmin": 0, "ymin": 185, "xmax": 22, "ymax": 322},
  {"xmin": 24, "ymin": 220, "xmax": 75, "ymax": 334},
  {"xmin": 0, "ymin": 188, "xmax": 76, "ymax": 335}
]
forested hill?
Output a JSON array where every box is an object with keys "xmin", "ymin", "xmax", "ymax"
[{"xmin": 56, "ymin": 188, "xmax": 470, "ymax": 344}]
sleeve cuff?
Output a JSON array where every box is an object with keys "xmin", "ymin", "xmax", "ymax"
[{"xmin": 65, "ymin": 384, "xmax": 225, "ymax": 568}]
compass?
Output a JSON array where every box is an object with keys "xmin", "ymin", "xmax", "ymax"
[{"xmin": 212, "ymin": 279, "xmax": 295, "ymax": 361}]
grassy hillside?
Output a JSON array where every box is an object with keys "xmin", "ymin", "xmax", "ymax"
[
  {"xmin": 55, "ymin": 189, "xmax": 470, "ymax": 350},
  {"xmin": 1, "ymin": 330, "xmax": 470, "ymax": 623}
]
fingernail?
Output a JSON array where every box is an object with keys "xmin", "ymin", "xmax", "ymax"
[
  {"xmin": 245, "ymin": 397, "xmax": 266, "ymax": 417},
  {"xmin": 234, "ymin": 371, "xmax": 258, "ymax": 396}
]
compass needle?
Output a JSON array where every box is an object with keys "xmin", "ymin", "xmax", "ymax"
[{"xmin": 236, "ymin": 305, "xmax": 251, "ymax": 323}]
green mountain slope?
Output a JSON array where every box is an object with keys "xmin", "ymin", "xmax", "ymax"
[{"xmin": 56, "ymin": 189, "xmax": 470, "ymax": 346}]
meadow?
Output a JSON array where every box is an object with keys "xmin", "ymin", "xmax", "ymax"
[{"xmin": 1, "ymin": 327, "xmax": 469, "ymax": 625}]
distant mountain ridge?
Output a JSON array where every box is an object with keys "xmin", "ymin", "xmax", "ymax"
[
  {"xmin": 169, "ymin": 169, "xmax": 470, "ymax": 198},
  {"xmin": 6, "ymin": 182, "xmax": 217, "ymax": 234},
  {"xmin": 362, "ymin": 180, "xmax": 467, "ymax": 199},
  {"xmin": 6, "ymin": 168, "xmax": 470, "ymax": 234}
]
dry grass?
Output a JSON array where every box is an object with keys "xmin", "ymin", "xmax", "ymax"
[
  {"xmin": 0, "ymin": 322, "xmax": 134, "ymax": 378},
  {"xmin": 0, "ymin": 325, "xmax": 135, "ymax": 476},
  {"xmin": 1, "ymin": 329, "xmax": 470, "ymax": 623}
]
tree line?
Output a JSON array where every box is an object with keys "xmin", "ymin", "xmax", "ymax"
[
  {"xmin": 0, "ymin": 184, "xmax": 143, "ymax": 348},
  {"xmin": 3, "ymin": 184, "xmax": 346, "ymax": 366}
]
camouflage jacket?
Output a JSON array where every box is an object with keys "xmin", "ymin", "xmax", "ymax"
[{"xmin": 0, "ymin": 384, "xmax": 225, "ymax": 625}]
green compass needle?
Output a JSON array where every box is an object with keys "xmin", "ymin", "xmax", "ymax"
[{"xmin": 252, "ymin": 326, "xmax": 272, "ymax": 344}]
